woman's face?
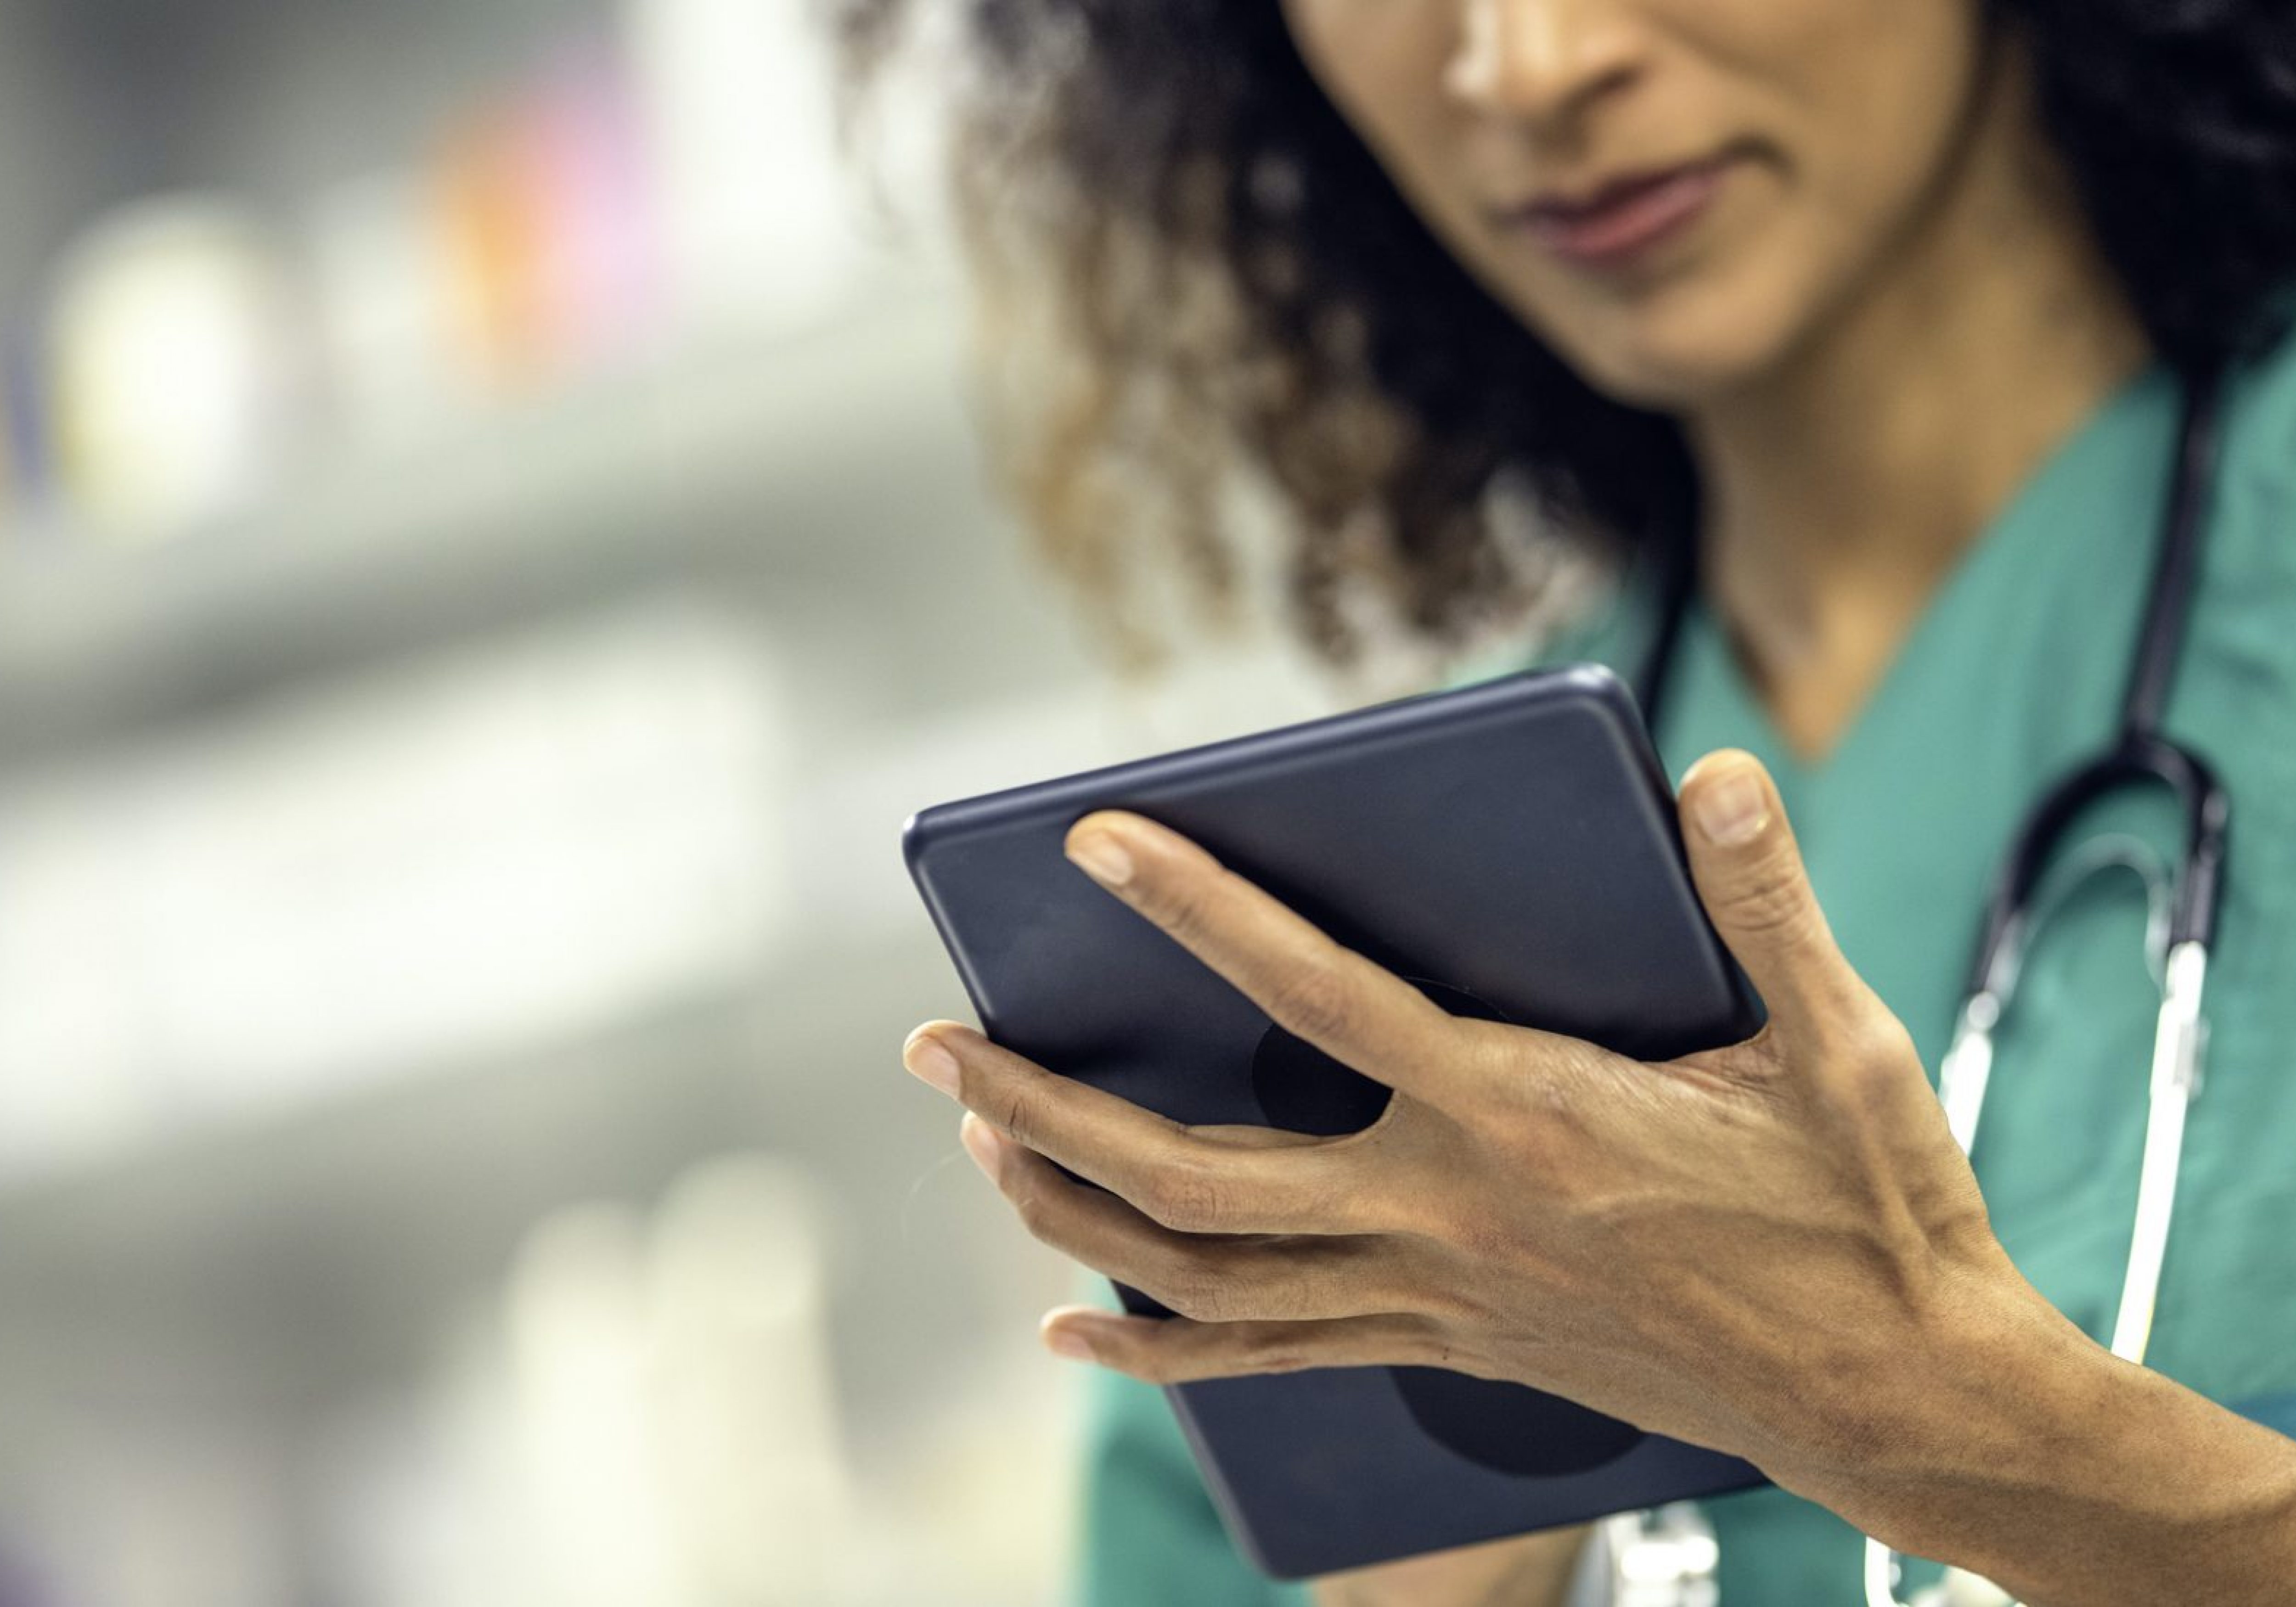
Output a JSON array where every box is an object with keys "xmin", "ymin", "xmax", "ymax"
[{"xmin": 1277, "ymin": 0, "xmax": 2003, "ymax": 409}]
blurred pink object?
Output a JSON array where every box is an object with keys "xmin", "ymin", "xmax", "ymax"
[{"xmin": 528, "ymin": 35, "xmax": 668, "ymax": 373}]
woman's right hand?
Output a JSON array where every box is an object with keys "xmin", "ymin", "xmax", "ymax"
[{"xmin": 1309, "ymin": 1524, "xmax": 1591, "ymax": 1607}]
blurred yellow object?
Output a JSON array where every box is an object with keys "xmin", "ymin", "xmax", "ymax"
[{"xmin": 45, "ymin": 195, "xmax": 313, "ymax": 540}]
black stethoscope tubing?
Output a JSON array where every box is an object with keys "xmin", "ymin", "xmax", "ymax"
[
  {"xmin": 1618, "ymin": 363, "xmax": 2237, "ymax": 1607},
  {"xmin": 1629, "ymin": 363, "xmax": 2233, "ymax": 1008}
]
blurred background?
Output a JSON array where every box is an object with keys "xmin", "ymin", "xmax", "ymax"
[{"xmin": 0, "ymin": 1, "xmax": 1387, "ymax": 1603}]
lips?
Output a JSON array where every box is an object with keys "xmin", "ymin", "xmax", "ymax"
[
  {"xmin": 1530, "ymin": 160, "xmax": 1714, "ymax": 222},
  {"xmin": 1508, "ymin": 155, "xmax": 1735, "ymax": 269}
]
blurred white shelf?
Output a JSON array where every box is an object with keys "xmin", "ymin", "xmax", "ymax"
[
  {"xmin": 0, "ymin": 913, "xmax": 946, "ymax": 1266},
  {"xmin": 0, "ymin": 265, "xmax": 1076, "ymax": 763},
  {"xmin": 0, "ymin": 646, "xmax": 1348, "ymax": 1230},
  {"xmin": 0, "ymin": 903, "xmax": 1084, "ymax": 1604}
]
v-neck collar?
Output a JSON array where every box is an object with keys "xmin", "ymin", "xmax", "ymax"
[{"xmin": 1672, "ymin": 356, "xmax": 2176, "ymax": 786}]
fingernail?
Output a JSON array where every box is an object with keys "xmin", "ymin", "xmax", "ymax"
[
  {"xmin": 902, "ymin": 1026, "xmax": 962, "ymax": 1097},
  {"xmin": 959, "ymin": 1113, "xmax": 1006, "ymax": 1184},
  {"xmin": 1046, "ymin": 1326, "xmax": 1098, "ymax": 1362},
  {"xmin": 1066, "ymin": 831, "xmax": 1133, "ymax": 888},
  {"xmin": 1693, "ymin": 769, "xmax": 1768, "ymax": 846}
]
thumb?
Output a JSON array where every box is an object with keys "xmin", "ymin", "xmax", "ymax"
[{"xmin": 1677, "ymin": 749, "xmax": 1862, "ymax": 1042}]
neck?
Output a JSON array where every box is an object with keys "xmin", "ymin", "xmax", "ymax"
[{"xmin": 1680, "ymin": 31, "xmax": 2155, "ymax": 758}]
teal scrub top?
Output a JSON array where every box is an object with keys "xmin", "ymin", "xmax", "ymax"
[{"xmin": 1064, "ymin": 310, "xmax": 2296, "ymax": 1606}]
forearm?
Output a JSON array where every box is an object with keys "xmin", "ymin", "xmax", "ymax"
[
  {"xmin": 1780, "ymin": 1271, "xmax": 2296, "ymax": 1606},
  {"xmin": 1309, "ymin": 1525, "xmax": 1588, "ymax": 1607}
]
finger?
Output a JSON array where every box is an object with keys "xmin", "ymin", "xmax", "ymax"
[
  {"xmin": 1675, "ymin": 749, "xmax": 1866, "ymax": 1042},
  {"xmin": 1061, "ymin": 810, "xmax": 1478, "ymax": 1108},
  {"xmin": 962, "ymin": 1113, "xmax": 1409, "ymax": 1324},
  {"xmin": 904, "ymin": 1021, "xmax": 1377, "ymax": 1235},
  {"xmin": 1036, "ymin": 1303, "xmax": 1458, "ymax": 1386}
]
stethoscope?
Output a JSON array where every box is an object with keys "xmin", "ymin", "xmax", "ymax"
[{"xmin": 1601, "ymin": 361, "xmax": 2233, "ymax": 1607}]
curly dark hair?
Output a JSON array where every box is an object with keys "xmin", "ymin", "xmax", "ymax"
[{"xmin": 834, "ymin": 0, "xmax": 2296, "ymax": 680}]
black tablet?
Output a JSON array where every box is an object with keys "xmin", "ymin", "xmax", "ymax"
[{"xmin": 900, "ymin": 663, "xmax": 1769, "ymax": 1579}]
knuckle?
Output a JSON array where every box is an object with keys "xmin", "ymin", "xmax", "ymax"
[
  {"xmin": 1153, "ymin": 878, "xmax": 1218, "ymax": 946},
  {"xmin": 1482, "ymin": 1072, "xmax": 1584, "ymax": 1168},
  {"xmin": 1440, "ymin": 1016, "xmax": 1514, "ymax": 1091},
  {"xmin": 1724, "ymin": 860, "xmax": 1816, "ymax": 941},
  {"xmin": 1139, "ymin": 1160, "xmax": 1231, "ymax": 1233},
  {"xmin": 1269, "ymin": 962, "xmax": 1354, "ymax": 1044},
  {"xmin": 1833, "ymin": 1012, "xmax": 1923, "ymax": 1106},
  {"xmin": 1154, "ymin": 1253, "xmax": 1234, "ymax": 1323},
  {"xmin": 1841, "ymin": 1009, "xmax": 1916, "ymax": 1070},
  {"xmin": 1009, "ymin": 1177, "xmax": 1067, "ymax": 1244},
  {"xmin": 1129, "ymin": 1346, "xmax": 1191, "ymax": 1386},
  {"xmin": 1010, "ymin": 1175, "xmax": 1088, "ymax": 1258},
  {"xmin": 1240, "ymin": 1328, "xmax": 1317, "ymax": 1375},
  {"xmin": 988, "ymin": 1085, "xmax": 1041, "ymax": 1150},
  {"xmin": 1796, "ymin": 991, "xmax": 1907, "ymax": 1067}
]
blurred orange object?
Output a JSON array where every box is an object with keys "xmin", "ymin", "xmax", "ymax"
[{"xmin": 436, "ymin": 102, "xmax": 555, "ymax": 396}]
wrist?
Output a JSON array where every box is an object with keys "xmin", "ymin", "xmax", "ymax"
[
  {"xmin": 1783, "ymin": 1262, "xmax": 2096, "ymax": 1559},
  {"xmin": 1774, "ymin": 1260, "xmax": 2296, "ymax": 1602}
]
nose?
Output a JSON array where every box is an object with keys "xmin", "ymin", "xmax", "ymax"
[{"xmin": 1442, "ymin": 0, "xmax": 1649, "ymax": 125}]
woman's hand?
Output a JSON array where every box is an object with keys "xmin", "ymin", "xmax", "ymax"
[{"xmin": 900, "ymin": 748, "xmax": 2043, "ymax": 1554}]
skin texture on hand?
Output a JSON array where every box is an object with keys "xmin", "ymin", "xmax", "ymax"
[
  {"xmin": 906, "ymin": 748, "xmax": 2007, "ymax": 1478},
  {"xmin": 901, "ymin": 748, "xmax": 2296, "ymax": 1601}
]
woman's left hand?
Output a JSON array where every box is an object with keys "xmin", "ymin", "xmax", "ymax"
[{"xmin": 900, "ymin": 747, "xmax": 2048, "ymax": 1542}]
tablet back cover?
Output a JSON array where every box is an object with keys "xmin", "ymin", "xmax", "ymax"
[{"xmin": 902, "ymin": 665, "xmax": 1768, "ymax": 1579}]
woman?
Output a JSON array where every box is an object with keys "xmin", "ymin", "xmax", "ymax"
[{"xmin": 845, "ymin": 1, "xmax": 2296, "ymax": 1601}]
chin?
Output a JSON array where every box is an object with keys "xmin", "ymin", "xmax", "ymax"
[
  {"xmin": 1538, "ymin": 275, "xmax": 1805, "ymax": 414},
  {"xmin": 1558, "ymin": 328, "xmax": 1784, "ymax": 415}
]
